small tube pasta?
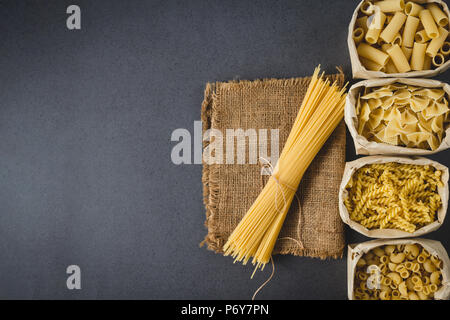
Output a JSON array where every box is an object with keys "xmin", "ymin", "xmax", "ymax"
[
  {"xmin": 419, "ymin": 9, "xmax": 439, "ymax": 39},
  {"xmin": 411, "ymin": 42, "xmax": 428, "ymax": 70},
  {"xmin": 403, "ymin": 15, "xmax": 420, "ymax": 48},
  {"xmin": 415, "ymin": 29, "xmax": 431, "ymax": 43},
  {"xmin": 432, "ymin": 53, "xmax": 445, "ymax": 67},
  {"xmin": 426, "ymin": 26, "xmax": 449, "ymax": 57},
  {"xmin": 417, "ymin": 253, "xmax": 426, "ymax": 263},
  {"xmin": 375, "ymin": 0, "xmax": 405, "ymax": 13},
  {"xmin": 400, "ymin": 269, "xmax": 410, "ymax": 279},
  {"xmin": 405, "ymin": 1, "xmax": 423, "ymax": 17},
  {"xmin": 428, "ymin": 3, "xmax": 449, "ymax": 27},
  {"xmin": 379, "ymin": 290, "xmax": 391, "ymax": 300},
  {"xmin": 381, "ymin": 11, "xmax": 407, "ymax": 43},
  {"xmin": 411, "ymin": 275, "xmax": 422, "ymax": 285},
  {"xmin": 387, "ymin": 44, "xmax": 411, "ymax": 72},
  {"xmin": 358, "ymin": 43, "xmax": 390, "ymax": 65},
  {"xmin": 441, "ymin": 42, "xmax": 450, "ymax": 56},
  {"xmin": 391, "ymin": 289, "xmax": 400, "ymax": 299},
  {"xmin": 353, "ymin": 27, "xmax": 365, "ymax": 44}
]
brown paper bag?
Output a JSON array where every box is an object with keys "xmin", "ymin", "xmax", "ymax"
[
  {"xmin": 345, "ymin": 78, "xmax": 450, "ymax": 155},
  {"xmin": 348, "ymin": 238, "xmax": 450, "ymax": 300},
  {"xmin": 339, "ymin": 156, "xmax": 449, "ymax": 238},
  {"xmin": 348, "ymin": 0, "xmax": 450, "ymax": 79},
  {"xmin": 201, "ymin": 73, "xmax": 347, "ymax": 259}
]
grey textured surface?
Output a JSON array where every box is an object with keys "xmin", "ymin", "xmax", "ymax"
[{"xmin": 0, "ymin": 0, "xmax": 449, "ymax": 300}]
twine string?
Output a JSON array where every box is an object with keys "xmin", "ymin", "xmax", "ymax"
[{"xmin": 252, "ymin": 157, "xmax": 305, "ymax": 300}]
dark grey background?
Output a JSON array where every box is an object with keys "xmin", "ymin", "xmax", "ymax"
[{"xmin": 0, "ymin": 0, "xmax": 449, "ymax": 300}]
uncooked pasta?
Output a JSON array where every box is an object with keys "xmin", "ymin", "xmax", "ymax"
[
  {"xmin": 223, "ymin": 67, "xmax": 347, "ymax": 274},
  {"xmin": 344, "ymin": 162, "xmax": 443, "ymax": 233}
]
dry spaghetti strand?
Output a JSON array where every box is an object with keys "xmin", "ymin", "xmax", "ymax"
[{"xmin": 223, "ymin": 66, "xmax": 347, "ymax": 275}]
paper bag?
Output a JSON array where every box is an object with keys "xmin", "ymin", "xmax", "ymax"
[
  {"xmin": 348, "ymin": 0, "xmax": 450, "ymax": 79},
  {"xmin": 339, "ymin": 156, "xmax": 449, "ymax": 238},
  {"xmin": 348, "ymin": 238, "xmax": 450, "ymax": 300},
  {"xmin": 345, "ymin": 78, "xmax": 450, "ymax": 155}
]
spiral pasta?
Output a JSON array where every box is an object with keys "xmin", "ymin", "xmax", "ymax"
[{"xmin": 344, "ymin": 162, "xmax": 443, "ymax": 233}]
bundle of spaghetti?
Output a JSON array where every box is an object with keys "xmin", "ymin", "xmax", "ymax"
[{"xmin": 223, "ymin": 66, "xmax": 347, "ymax": 274}]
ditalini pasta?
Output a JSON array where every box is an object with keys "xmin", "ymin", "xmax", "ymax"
[
  {"xmin": 223, "ymin": 67, "xmax": 347, "ymax": 274},
  {"xmin": 344, "ymin": 162, "xmax": 443, "ymax": 233},
  {"xmin": 353, "ymin": 243, "xmax": 445, "ymax": 300},
  {"xmin": 356, "ymin": 84, "xmax": 450, "ymax": 151},
  {"xmin": 353, "ymin": 1, "xmax": 450, "ymax": 74}
]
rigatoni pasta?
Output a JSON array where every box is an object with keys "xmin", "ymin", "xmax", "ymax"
[{"xmin": 352, "ymin": 0, "xmax": 450, "ymax": 74}]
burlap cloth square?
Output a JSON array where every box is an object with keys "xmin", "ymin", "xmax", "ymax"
[{"xmin": 201, "ymin": 72, "xmax": 346, "ymax": 259}]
